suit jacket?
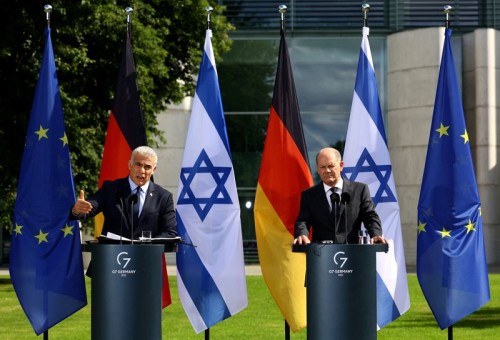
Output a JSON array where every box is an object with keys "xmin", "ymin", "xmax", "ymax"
[
  {"xmin": 294, "ymin": 179, "xmax": 382, "ymax": 244},
  {"xmin": 72, "ymin": 177, "xmax": 177, "ymax": 239}
]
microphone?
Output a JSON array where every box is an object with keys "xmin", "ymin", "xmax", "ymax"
[
  {"xmin": 340, "ymin": 192, "xmax": 350, "ymax": 244},
  {"xmin": 115, "ymin": 190, "xmax": 125, "ymax": 244},
  {"xmin": 330, "ymin": 191, "xmax": 340, "ymax": 239},
  {"xmin": 128, "ymin": 193, "xmax": 138, "ymax": 244}
]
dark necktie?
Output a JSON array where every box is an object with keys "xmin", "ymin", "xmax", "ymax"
[
  {"xmin": 330, "ymin": 187, "xmax": 340, "ymax": 221},
  {"xmin": 133, "ymin": 186, "xmax": 141, "ymax": 222}
]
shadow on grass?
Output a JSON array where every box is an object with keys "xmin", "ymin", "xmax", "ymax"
[
  {"xmin": 0, "ymin": 278, "xmax": 12, "ymax": 285},
  {"xmin": 454, "ymin": 306, "xmax": 500, "ymax": 329},
  {"xmin": 0, "ymin": 278, "xmax": 14, "ymax": 293},
  {"xmin": 383, "ymin": 305, "xmax": 500, "ymax": 331},
  {"xmin": 383, "ymin": 314, "xmax": 439, "ymax": 329}
]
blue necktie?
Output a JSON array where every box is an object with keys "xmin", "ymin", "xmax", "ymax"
[{"xmin": 133, "ymin": 186, "xmax": 141, "ymax": 222}]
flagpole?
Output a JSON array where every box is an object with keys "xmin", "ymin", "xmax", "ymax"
[
  {"xmin": 444, "ymin": 7, "xmax": 453, "ymax": 340},
  {"xmin": 362, "ymin": 3, "xmax": 370, "ymax": 28},
  {"xmin": 43, "ymin": 6, "xmax": 52, "ymax": 339},
  {"xmin": 43, "ymin": 5, "xmax": 52, "ymax": 339},
  {"xmin": 277, "ymin": 5, "xmax": 293, "ymax": 339},
  {"xmin": 444, "ymin": 5, "xmax": 452, "ymax": 29},
  {"xmin": 279, "ymin": 4, "xmax": 287, "ymax": 30},
  {"xmin": 125, "ymin": 7, "xmax": 133, "ymax": 35},
  {"xmin": 206, "ymin": 6, "xmax": 213, "ymax": 30},
  {"xmin": 44, "ymin": 4, "xmax": 52, "ymax": 28},
  {"xmin": 204, "ymin": 8, "xmax": 213, "ymax": 340}
]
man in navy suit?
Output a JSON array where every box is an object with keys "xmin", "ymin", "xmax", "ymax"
[
  {"xmin": 294, "ymin": 147, "xmax": 386, "ymax": 245},
  {"xmin": 70, "ymin": 146, "xmax": 177, "ymax": 239}
]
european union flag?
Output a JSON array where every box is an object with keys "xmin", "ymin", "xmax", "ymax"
[
  {"xmin": 9, "ymin": 28, "xmax": 87, "ymax": 335},
  {"xmin": 417, "ymin": 28, "xmax": 490, "ymax": 330}
]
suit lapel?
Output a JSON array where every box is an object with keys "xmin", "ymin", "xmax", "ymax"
[
  {"xmin": 337, "ymin": 179, "xmax": 354, "ymax": 236},
  {"xmin": 139, "ymin": 182, "xmax": 155, "ymax": 219}
]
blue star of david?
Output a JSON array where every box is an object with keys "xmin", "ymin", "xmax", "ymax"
[
  {"xmin": 178, "ymin": 149, "xmax": 233, "ymax": 221},
  {"xmin": 342, "ymin": 148, "xmax": 396, "ymax": 206}
]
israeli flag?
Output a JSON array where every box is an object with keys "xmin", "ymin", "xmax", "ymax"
[
  {"xmin": 176, "ymin": 29, "xmax": 248, "ymax": 333},
  {"xmin": 342, "ymin": 27, "xmax": 410, "ymax": 328}
]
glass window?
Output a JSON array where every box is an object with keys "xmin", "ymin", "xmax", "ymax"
[{"xmin": 219, "ymin": 35, "xmax": 387, "ymax": 241}]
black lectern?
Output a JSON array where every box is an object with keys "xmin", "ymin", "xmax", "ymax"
[
  {"xmin": 85, "ymin": 243, "xmax": 175, "ymax": 340},
  {"xmin": 293, "ymin": 243, "xmax": 388, "ymax": 340}
]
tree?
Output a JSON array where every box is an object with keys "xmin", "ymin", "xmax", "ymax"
[{"xmin": 0, "ymin": 0, "xmax": 233, "ymax": 236}]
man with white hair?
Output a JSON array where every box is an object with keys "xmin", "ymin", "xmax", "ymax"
[{"xmin": 71, "ymin": 146, "xmax": 177, "ymax": 239}]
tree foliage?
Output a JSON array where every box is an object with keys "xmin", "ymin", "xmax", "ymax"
[{"xmin": 0, "ymin": 0, "xmax": 233, "ymax": 233}]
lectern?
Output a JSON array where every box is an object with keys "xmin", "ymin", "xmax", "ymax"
[
  {"xmin": 85, "ymin": 243, "xmax": 176, "ymax": 340},
  {"xmin": 293, "ymin": 243, "xmax": 388, "ymax": 340}
]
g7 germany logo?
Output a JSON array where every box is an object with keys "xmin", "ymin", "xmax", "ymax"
[
  {"xmin": 117, "ymin": 252, "xmax": 131, "ymax": 268},
  {"xmin": 333, "ymin": 251, "xmax": 348, "ymax": 268}
]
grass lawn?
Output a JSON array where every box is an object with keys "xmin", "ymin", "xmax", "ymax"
[{"xmin": 0, "ymin": 273, "xmax": 498, "ymax": 339}]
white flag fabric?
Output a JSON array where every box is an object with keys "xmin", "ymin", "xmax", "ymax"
[
  {"xmin": 175, "ymin": 29, "xmax": 248, "ymax": 333},
  {"xmin": 342, "ymin": 27, "xmax": 410, "ymax": 328}
]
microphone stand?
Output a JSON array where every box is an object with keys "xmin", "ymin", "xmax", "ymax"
[
  {"xmin": 330, "ymin": 192, "xmax": 340, "ymax": 241},
  {"xmin": 341, "ymin": 193, "xmax": 351, "ymax": 244},
  {"xmin": 129, "ymin": 194, "xmax": 138, "ymax": 245},
  {"xmin": 119, "ymin": 197, "xmax": 124, "ymax": 245}
]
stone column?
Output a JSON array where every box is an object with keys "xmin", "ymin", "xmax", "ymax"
[
  {"xmin": 387, "ymin": 27, "xmax": 445, "ymax": 265},
  {"xmin": 463, "ymin": 29, "xmax": 500, "ymax": 264}
]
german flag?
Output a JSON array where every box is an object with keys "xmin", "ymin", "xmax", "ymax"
[
  {"xmin": 96, "ymin": 29, "xmax": 146, "ymax": 222},
  {"xmin": 96, "ymin": 27, "xmax": 171, "ymax": 308},
  {"xmin": 254, "ymin": 27, "xmax": 312, "ymax": 332}
]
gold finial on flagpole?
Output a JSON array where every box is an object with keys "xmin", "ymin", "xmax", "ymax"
[
  {"xmin": 278, "ymin": 4, "xmax": 287, "ymax": 30},
  {"xmin": 362, "ymin": 3, "xmax": 370, "ymax": 28},
  {"xmin": 44, "ymin": 4, "xmax": 52, "ymax": 28},
  {"xmin": 444, "ymin": 5, "xmax": 453, "ymax": 29},
  {"xmin": 206, "ymin": 6, "xmax": 213, "ymax": 29}
]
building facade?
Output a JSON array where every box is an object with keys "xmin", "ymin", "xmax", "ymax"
[{"xmin": 154, "ymin": 1, "xmax": 500, "ymax": 266}]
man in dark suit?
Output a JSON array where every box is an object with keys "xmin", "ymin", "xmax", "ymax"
[
  {"xmin": 293, "ymin": 147, "xmax": 386, "ymax": 245},
  {"xmin": 70, "ymin": 146, "xmax": 177, "ymax": 239}
]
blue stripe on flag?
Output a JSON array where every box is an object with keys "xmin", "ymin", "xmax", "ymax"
[
  {"xmin": 354, "ymin": 49, "xmax": 387, "ymax": 145},
  {"xmin": 176, "ymin": 213, "xmax": 231, "ymax": 327},
  {"xmin": 196, "ymin": 50, "xmax": 231, "ymax": 156},
  {"xmin": 376, "ymin": 273, "xmax": 401, "ymax": 328}
]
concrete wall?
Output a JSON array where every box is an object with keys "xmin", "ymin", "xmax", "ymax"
[
  {"xmin": 463, "ymin": 29, "xmax": 500, "ymax": 264},
  {"xmin": 387, "ymin": 27, "xmax": 444, "ymax": 266},
  {"xmin": 388, "ymin": 27, "xmax": 499, "ymax": 265},
  {"xmin": 153, "ymin": 98, "xmax": 192, "ymax": 265},
  {"xmin": 153, "ymin": 97, "xmax": 192, "ymax": 200}
]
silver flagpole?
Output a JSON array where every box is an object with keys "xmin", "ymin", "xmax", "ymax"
[
  {"xmin": 362, "ymin": 3, "xmax": 370, "ymax": 28},
  {"xmin": 44, "ymin": 4, "xmax": 52, "ymax": 28},
  {"xmin": 203, "ymin": 5, "xmax": 213, "ymax": 340},
  {"xmin": 206, "ymin": 6, "xmax": 213, "ymax": 30},
  {"xmin": 443, "ymin": 4, "xmax": 453, "ymax": 340},
  {"xmin": 43, "ymin": 6, "xmax": 52, "ymax": 339},
  {"xmin": 444, "ymin": 5, "xmax": 452, "ymax": 29},
  {"xmin": 280, "ymin": 7, "xmax": 290, "ymax": 340}
]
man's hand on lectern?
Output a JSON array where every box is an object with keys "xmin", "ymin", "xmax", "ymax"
[{"xmin": 293, "ymin": 235, "xmax": 311, "ymax": 245}]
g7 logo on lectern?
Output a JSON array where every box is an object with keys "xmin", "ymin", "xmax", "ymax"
[
  {"xmin": 333, "ymin": 251, "xmax": 348, "ymax": 268},
  {"xmin": 117, "ymin": 252, "xmax": 131, "ymax": 268}
]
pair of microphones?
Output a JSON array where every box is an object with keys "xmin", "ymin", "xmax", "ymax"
[
  {"xmin": 330, "ymin": 191, "xmax": 351, "ymax": 244},
  {"xmin": 115, "ymin": 190, "xmax": 139, "ymax": 244}
]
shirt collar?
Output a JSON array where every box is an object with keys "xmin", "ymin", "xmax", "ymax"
[
  {"xmin": 323, "ymin": 179, "xmax": 343, "ymax": 193},
  {"xmin": 128, "ymin": 177, "xmax": 150, "ymax": 193}
]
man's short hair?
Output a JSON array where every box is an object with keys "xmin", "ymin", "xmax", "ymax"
[{"xmin": 130, "ymin": 146, "xmax": 158, "ymax": 165}]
